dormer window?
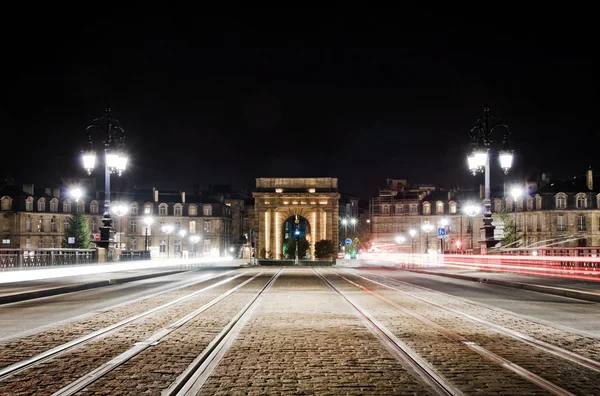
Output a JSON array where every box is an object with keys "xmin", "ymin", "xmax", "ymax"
[
  {"xmin": 159, "ymin": 204, "xmax": 168, "ymax": 216},
  {"xmin": 575, "ymin": 194, "xmax": 587, "ymax": 209},
  {"xmin": 26, "ymin": 197, "xmax": 34, "ymax": 211},
  {"xmin": 382, "ymin": 205, "xmax": 390, "ymax": 214},
  {"xmin": 131, "ymin": 202, "xmax": 139, "ymax": 215},
  {"xmin": 423, "ymin": 202, "xmax": 431, "ymax": 215},
  {"xmin": 188, "ymin": 204, "xmax": 197, "ymax": 216},
  {"xmin": 63, "ymin": 200, "xmax": 71, "ymax": 213},
  {"xmin": 144, "ymin": 203, "xmax": 153, "ymax": 215},
  {"xmin": 37, "ymin": 198, "xmax": 45, "ymax": 211},
  {"xmin": 436, "ymin": 201, "xmax": 444, "ymax": 214},
  {"xmin": 556, "ymin": 194, "xmax": 566, "ymax": 209},
  {"xmin": 449, "ymin": 201, "xmax": 457, "ymax": 214},
  {"xmin": 203, "ymin": 204, "xmax": 213, "ymax": 216},
  {"xmin": 174, "ymin": 204, "xmax": 182, "ymax": 216},
  {"xmin": 536, "ymin": 195, "xmax": 542, "ymax": 210},
  {"xmin": 90, "ymin": 201, "xmax": 99, "ymax": 214}
]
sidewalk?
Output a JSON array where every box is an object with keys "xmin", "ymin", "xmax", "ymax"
[
  {"xmin": 406, "ymin": 267, "xmax": 600, "ymax": 303},
  {"xmin": 0, "ymin": 258, "xmax": 248, "ymax": 305}
]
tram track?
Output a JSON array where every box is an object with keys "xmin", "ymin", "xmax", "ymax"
[
  {"xmin": 51, "ymin": 270, "xmax": 280, "ymax": 396},
  {"xmin": 327, "ymin": 269, "xmax": 578, "ymax": 396},
  {"xmin": 0, "ymin": 271, "xmax": 247, "ymax": 381},
  {"xmin": 355, "ymin": 269, "xmax": 600, "ymax": 372}
]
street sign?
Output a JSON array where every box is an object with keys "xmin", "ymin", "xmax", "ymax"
[
  {"xmin": 345, "ymin": 238, "xmax": 352, "ymax": 245},
  {"xmin": 437, "ymin": 228, "xmax": 446, "ymax": 238},
  {"xmin": 68, "ymin": 237, "xmax": 75, "ymax": 244},
  {"xmin": 93, "ymin": 233, "xmax": 100, "ymax": 241}
]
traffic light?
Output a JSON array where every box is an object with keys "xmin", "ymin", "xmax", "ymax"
[{"xmin": 294, "ymin": 229, "xmax": 301, "ymax": 240}]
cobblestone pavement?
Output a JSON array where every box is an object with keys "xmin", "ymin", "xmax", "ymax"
[
  {"xmin": 2, "ymin": 267, "xmax": 599, "ymax": 395},
  {"xmin": 198, "ymin": 268, "xmax": 432, "ymax": 395},
  {"xmin": 0, "ymin": 273, "xmax": 258, "ymax": 395},
  {"xmin": 337, "ymin": 269, "xmax": 600, "ymax": 395},
  {"xmin": 0, "ymin": 271, "xmax": 236, "ymax": 370}
]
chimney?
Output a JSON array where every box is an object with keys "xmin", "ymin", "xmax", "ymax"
[
  {"xmin": 22, "ymin": 184, "xmax": 34, "ymax": 195},
  {"xmin": 153, "ymin": 187, "xmax": 159, "ymax": 202},
  {"xmin": 181, "ymin": 191, "xmax": 186, "ymax": 203},
  {"xmin": 587, "ymin": 167, "xmax": 593, "ymax": 191},
  {"xmin": 479, "ymin": 184, "xmax": 484, "ymax": 200},
  {"xmin": 53, "ymin": 188, "xmax": 60, "ymax": 199}
]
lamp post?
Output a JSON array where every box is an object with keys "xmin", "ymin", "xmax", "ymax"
[
  {"xmin": 190, "ymin": 235, "xmax": 200, "ymax": 258},
  {"xmin": 439, "ymin": 218, "xmax": 449, "ymax": 253},
  {"xmin": 463, "ymin": 203, "xmax": 480, "ymax": 251},
  {"xmin": 511, "ymin": 187, "xmax": 522, "ymax": 246},
  {"xmin": 70, "ymin": 188, "xmax": 82, "ymax": 212},
  {"xmin": 421, "ymin": 223, "xmax": 433, "ymax": 253},
  {"xmin": 143, "ymin": 216, "xmax": 153, "ymax": 253},
  {"xmin": 81, "ymin": 107, "xmax": 128, "ymax": 255},
  {"xmin": 179, "ymin": 229, "xmax": 186, "ymax": 257},
  {"xmin": 409, "ymin": 228, "xmax": 417, "ymax": 253},
  {"xmin": 467, "ymin": 105, "xmax": 513, "ymax": 253},
  {"xmin": 162, "ymin": 224, "xmax": 173, "ymax": 258},
  {"xmin": 111, "ymin": 204, "xmax": 128, "ymax": 250}
]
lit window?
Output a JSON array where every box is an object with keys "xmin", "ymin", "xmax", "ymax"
[
  {"xmin": 436, "ymin": 202, "xmax": 444, "ymax": 214},
  {"xmin": 204, "ymin": 220, "xmax": 211, "ymax": 233},
  {"xmin": 37, "ymin": 217, "xmax": 44, "ymax": 232},
  {"xmin": 26, "ymin": 197, "xmax": 33, "ymax": 211},
  {"xmin": 308, "ymin": 188, "xmax": 315, "ymax": 193},
  {"xmin": 37, "ymin": 199, "xmax": 45, "ymax": 211},
  {"xmin": 203, "ymin": 205, "xmax": 212, "ymax": 216},
  {"xmin": 423, "ymin": 203, "xmax": 431, "ymax": 215},
  {"xmin": 145, "ymin": 204, "xmax": 153, "ymax": 215},
  {"xmin": 382, "ymin": 205, "xmax": 390, "ymax": 214},
  {"xmin": 189, "ymin": 220, "xmax": 196, "ymax": 233},
  {"xmin": 2, "ymin": 238, "xmax": 10, "ymax": 244},
  {"xmin": 159, "ymin": 240, "xmax": 166, "ymax": 253},
  {"xmin": 189, "ymin": 205, "xmax": 197, "ymax": 216},
  {"xmin": 159, "ymin": 204, "xmax": 167, "ymax": 215},
  {"xmin": 556, "ymin": 195, "xmax": 566, "ymax": 209},
  {"xmin": 174, "ymin": 205, "xmax": 182, "ymax": 216},
  {"xmin": 449, "ymin": 202, "xmax": 457, "ymax": 214},
  {"xmin": 276, "ymin": 188, "xmax": 283, "ymax": 193}
]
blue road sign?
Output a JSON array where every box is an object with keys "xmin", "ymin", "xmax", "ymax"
[
  {"xmin": 345, "ymin": 238, "xmax": 352, "ymax": 245},
  {"xmin": 437, "ymin": 228, "xmax": 446, "ymax": 238}
]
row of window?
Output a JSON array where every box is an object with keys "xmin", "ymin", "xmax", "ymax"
[
  {"xmin": 5, "ymin": 237, "xmax": 215, "ymax": 251},
  {"xmin": 374, "ymin": 215, "xmax": 597, "ymax": 233},
  {"xmin": 2, "ymin": 197, "xmax": 219, "ymax": 216},
  {"xmin": 22, "ymin": 218, "xmax": 218, "ymax": 234}
]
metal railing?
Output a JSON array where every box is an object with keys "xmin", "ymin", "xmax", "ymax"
[
  {"xmin": 119, "ymin": 250, "xmax": 151, "ymax": 261},
  {"xmin": 0, "ymin": 248, "xmax": 97, "ymax": 270}
]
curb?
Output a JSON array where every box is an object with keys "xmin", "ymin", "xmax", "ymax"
[
  {"xmin": 0, "ymin": 270, "xmax": 186, "ymax": 305},
  {"xmin": 408, "ymin": 270, "xmax": 600, "ymax": 303}
]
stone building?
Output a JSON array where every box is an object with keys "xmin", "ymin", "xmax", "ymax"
[
  {"xmin": 252, "ymin": 178, "xmax": 340, "ymax": 259},
  {"xmin": 0, "ymin": 183, "xmax": 232, "ymax": 257}
]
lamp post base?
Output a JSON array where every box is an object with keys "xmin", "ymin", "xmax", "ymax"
[
  {"xmin": 99, "ymin": 212, "xmax": 115, "ymax": 260},
  {"xmin": 479, "ymin": 217, "xmax": 496, "ymax": 254}
]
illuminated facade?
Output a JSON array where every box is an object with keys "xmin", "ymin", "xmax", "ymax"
[
  {"xmin": 0, "ymin": 184, "xmax": 232, "ymax": 257},
  {"xmin": 252, "ymin": 178, "xmax": 340, "ymax": 259}
]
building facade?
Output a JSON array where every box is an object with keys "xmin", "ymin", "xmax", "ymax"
[{"xmin": 0, "ymin": 184, "xmax": 232, "ymax": 258}]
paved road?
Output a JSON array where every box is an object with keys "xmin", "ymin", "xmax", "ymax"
[{"xmin": 0, "ymin": 265, "xmax": 598, "ymax": 394}]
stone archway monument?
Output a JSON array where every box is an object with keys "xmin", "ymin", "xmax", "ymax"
[{"xmin": 253, "ymin": 178, "xmax": 340, "ymax": 259}]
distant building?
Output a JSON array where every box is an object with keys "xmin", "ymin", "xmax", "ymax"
[{"xmin": 0, "ymin": 183, "xmax": 232, "ymax": 257}]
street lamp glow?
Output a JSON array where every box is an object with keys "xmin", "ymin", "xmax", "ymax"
[
  {"xmin": 70, "ymin": 188, "xmax": 83, "ymax": 202},
  {"xmin": 464, "ymin": 203, "xmax": 480, "ymax": 217},
  {"xmin": 395, "ymin": 235, "xmax": 406, "ymax": 244},
  {"xmin": 116, "ymin": 155, "xmax": 128, "ymax": 175},
  {"xmin": 511, "ymin": 186, "xmax": 522, "ymax": 201},
  {"xmin": 421, "ymin": 223, "xmax": 433, "ymax": 233},
  {"xmin": 350, "ymin": 218, "xmax": 357, "ymax": 225},
  {"xmin": 439, "ymin": 218, "xmax": 449, "ymax": 227},
  {"xmin": 499, "ymin": 150, "xmax": 513, "ymax": 174},
  {"xmin": 162, "ymin": 224, "xmax": 174, "ymax": 234},
  {"xmin": 82, "ymin": 151, "xmax": 96, "ymax": 174},
  {"xmin": 189, "ymin": 235, "xmax": 200, "ymax": 243},
  {"xmin": 143, "ymin": 216, "xmax": 153, "ymax": 226},
  {"xmin": 409, "ymin": 228, "xmax": 417, "ymax": 237},
  {"xmin": 474, "ymin": 150, "xmax": 488, "ymax": 168},
  {"xmin": 179, "ymin": 229, "xmax": 186, "ymax": 238},
  {"xmin": 112, "ymin": 204, "xmax": 128, "ymax": 217},
  {"xmin": 341, "ymin": 219, "xmax": 348, "ymax": 226}
]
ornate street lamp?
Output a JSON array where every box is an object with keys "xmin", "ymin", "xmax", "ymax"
[
  {"xmin": 421, "ymin": 222, "xmax": 433, "ymax": 253},
  {"xmin": 466, "ymin": 105, "xmax": 513, "ymax": 253},
  {"xmin": 143, "ymin": 216, "xmax": 153, "ymax": 253},
  {"xmin": 82, "ymin": 107, "xmax": 128, "ymax": 254},
  {"xmin": 162, "ymin": 224, "xmax": 174, "ymax": 258},
  {"xmin": 189, "ymin": 235, "xmax": 200, "ymax": 258},
  {"xmin": 463, "ymin": 202, "xmax": 480, "ymax": 250}
]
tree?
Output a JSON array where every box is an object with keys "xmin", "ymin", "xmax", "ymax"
[
  {"xmin": 492, "ymin": 208, "xmax": 516, "ymax": 248},
  {"xmin": 314, "ymin": 240, "xmax": 335, "ymax": 260},
  {"xmin": 283, "ymin": 237, "xmax": 309, "ymax": 259},
  {"xmin": 62, "ymin": 211, "xmax": 92, "ymax": 249}
]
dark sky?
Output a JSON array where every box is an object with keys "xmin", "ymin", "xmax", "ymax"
[{"xmin": 2, "ymin": 10, "xmax": 598, "ymax": 199}]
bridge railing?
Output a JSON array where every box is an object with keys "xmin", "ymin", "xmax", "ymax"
[
  {"xmin": 0, "ymin": 248, "xmax": 98, "ymax": 270},
  {"xmin": 119, "ymin": 250, "xmax": 151, "ymax": 262}
]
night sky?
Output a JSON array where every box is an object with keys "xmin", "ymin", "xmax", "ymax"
[{"xmin": 3, "ymin": 11, "xmax": 597, "ymax": 199}]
